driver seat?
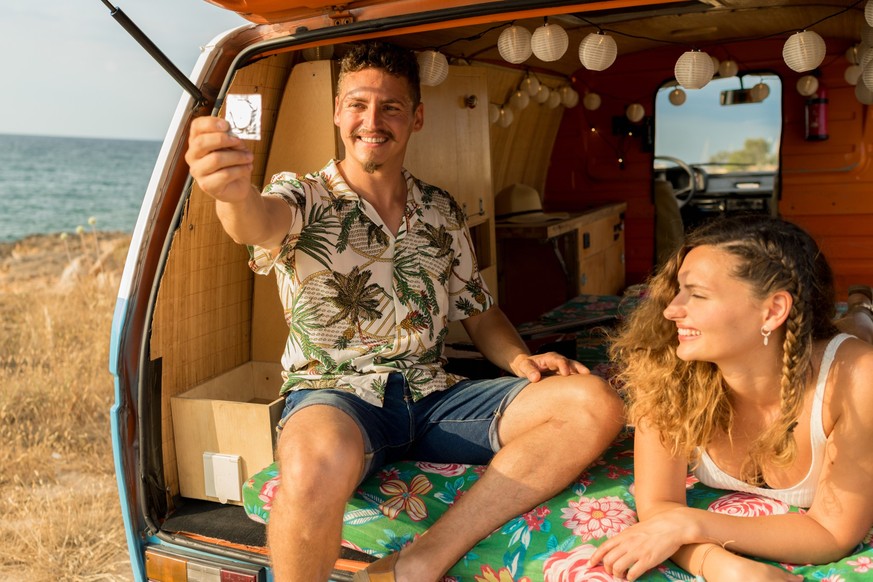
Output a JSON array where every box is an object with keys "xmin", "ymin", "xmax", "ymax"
[{"xmin": 654, "ymin": 177, "xmax": 685, "ymax": 267}]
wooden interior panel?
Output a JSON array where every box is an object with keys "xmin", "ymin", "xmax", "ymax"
[
  {"xmin": 483, "ymin": 64, "xmax": 566, "ymax": 199},
  {"xmin": 152, "ymin": 53, "xmax": 291, "ymax": 500}
]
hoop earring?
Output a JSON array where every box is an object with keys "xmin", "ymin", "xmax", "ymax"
[{"xmin": 761, "ymin": 327, "xmax": 771, "ymax": 346}]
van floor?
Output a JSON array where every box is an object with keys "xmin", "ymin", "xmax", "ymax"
[{"xmin": 162, "ymin": 498, "xmax": 267, "ymax": 548}]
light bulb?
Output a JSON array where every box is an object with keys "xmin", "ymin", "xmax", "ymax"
[{"xmin": 796, "ymin": 75, "xmax": 819, "ymax": 97}]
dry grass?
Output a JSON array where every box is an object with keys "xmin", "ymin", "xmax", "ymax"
[{"xmin": 0, "ymin": 233, "xmax": 134, "ymax": 581}]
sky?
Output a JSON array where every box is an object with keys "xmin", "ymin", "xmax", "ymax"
[
  {"xmin": 655, "ymin": 75, "xmax": 783, "ymax": 164},
  {"xmin": 0, "ymin": 1, "xmax": 247, "ymax": 141}
]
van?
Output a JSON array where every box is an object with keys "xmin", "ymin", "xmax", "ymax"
[{"xmin": 109, "ymin": 1, "xmax": 872, "ymax": 580}]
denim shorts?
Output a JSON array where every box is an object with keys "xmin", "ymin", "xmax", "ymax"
[{"xmin": 278, "ymin": 373, "xmax": 530, "ymax": 480}]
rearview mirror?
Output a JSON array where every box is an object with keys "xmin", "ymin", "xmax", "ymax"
[{"xmin": 720, "ymin": 88, "xmax": 757, "ymax": 105}]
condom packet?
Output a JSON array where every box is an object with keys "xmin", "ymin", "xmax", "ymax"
[{"xmin": 224, "ymin": 93, "xmax": 262, "ymax": 140}]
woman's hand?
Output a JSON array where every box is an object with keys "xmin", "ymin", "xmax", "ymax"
[{"xmin": 587, "ymin": 507, "xmax": 697, "ymax": 580}]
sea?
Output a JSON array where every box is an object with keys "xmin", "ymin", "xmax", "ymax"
[{"xmin": 0, "ymin": 133, "xmax": 161, "ymax": 243}]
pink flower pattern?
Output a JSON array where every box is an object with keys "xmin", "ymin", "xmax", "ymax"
[
  {"xmin": 708, "ymin": 492, "xmax": 790, "ymax": 517},
  {"xmin": 561, "ymin": 496, "xmax": 636, "ymax": 540},
  {"xmin": 543, "ymin": 544, "xmax": 625, "ymax": 582},
  {"xmin": 415, "ymin": 461, "xmax": 468, "ymax": 477},
  {"xmin": 258, "ymin": 476, "xmax": 281, "ymax": 511},
  {"xmin": 848, "ymin": 556, "xmax": 873, "ymax": 573}
]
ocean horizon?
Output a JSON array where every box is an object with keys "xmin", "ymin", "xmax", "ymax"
[{"xmin": 0, "ymin": 133, "xmax": 161, "ymax": 243}]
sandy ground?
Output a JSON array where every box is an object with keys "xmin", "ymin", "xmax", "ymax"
[{"xmin": 0, "ymin": 232, "xmax": 135, "ymax": 581}]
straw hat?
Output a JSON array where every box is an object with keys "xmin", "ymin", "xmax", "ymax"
[{"xmin": 495, "ymin": 184, "xmax": 569, "ymax": 223}]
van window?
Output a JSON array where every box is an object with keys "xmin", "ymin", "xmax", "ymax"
[
  {"xmin": 653, "ymin": 74, "xmax": 782, "ymax": 230},
  {"xmin": 655, "ymin": 74, "xmax": 782, "ymax": 172}
]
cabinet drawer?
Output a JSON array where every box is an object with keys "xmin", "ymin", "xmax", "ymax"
[{"xmin": 577, "ymin": 214, "xmax": 625, "ymax": 259}]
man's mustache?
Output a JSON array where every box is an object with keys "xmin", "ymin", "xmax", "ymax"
[{"xmin": 350, "ymin": 128, "xmax": 395, "ymax": 141}]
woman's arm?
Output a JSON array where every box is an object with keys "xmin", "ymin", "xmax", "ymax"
[
  {"xmin": 591, "ymin": 343, "xmax": 873, "ymax": 579},
  {"xmin": 590, "ymin": 423, "xmax": 804, "ymax": 580}
]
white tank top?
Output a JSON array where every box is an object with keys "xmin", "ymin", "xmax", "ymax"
[{"xmin": 692, "ymin": 333, "xmax": 851, "ymax": 508}]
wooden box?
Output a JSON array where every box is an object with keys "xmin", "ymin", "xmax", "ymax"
[{"xmin": 171, "ymin": 361, "xmax": 285, "ymax": 504}]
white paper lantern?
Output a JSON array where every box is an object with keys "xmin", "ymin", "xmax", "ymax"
[
  {"xmin": 846, "ymin": 44, "xmax": 861, "ymax": 65},
  {"xmin": 302, "ymin": 45, "xmax": 335, "ymax": 61},
  {"xmin": 560, "ymin": 86, "xmax": 579, "ymax": 108},
  {"xmin": 488, "ymin": 103, "xmax": 500, "ymax": 124},
  {"xmin": 845, "ymin": 65, "xmax": 862, "ymax": 86},
  {"xmin": 674, "ymin": 50, "xmax": 714, "ymax": 89},
  {"xmin": 510, "ymin": 89, "xmax": 530, "ymax": 111},
  {"xmin": 862, "ymin": 25, "xmax": 873, "ymax": 48},
  {"xmin": 862, "ymin": 47, "xmax": 873, "ymax": 70},
  {"xmin": 751, "ymin": 82, "xmax": 771, "ymax": 101},
  {"xmin": 626, "ymin": 103, "xmax": 645, "ymax": 123},
  {"xmin": 417, "ymin": 50, "xmax": 449, "ymax": 86},
  {"xmin": 796, "ymin": 75, "xmax": 819, "ymax": 96},
  {"xmin": 583, "ymin": 92, "xmax": 602, "ymax": 110},
  {"xmin": 710, "ymin": 56, "xmax": 720, "ymax": 74},
  {"xmin": 531, "ymin": 22, "xmax": 569, "ymax": 62},
  {"xmin": 547, "ymin": 90, "xmax": 563, "ymax": 109},
  {"xmin": 718, "ymin": 59, "xmax": 739, "ymax": 78},
  {"xmin": 498, "ymin": 25, "xmax": 532, "ymax": 64},
  {"xmin": 782, "ymin": 31, "xmax": 826, "ymax": 73},
  {"xmin": 668, "ymin": 87, "xmax": 687, "ymax": 106},
  {"xmin": 578, "ymin": 32, "xmax": 618, "ymax": 71},
  {"xmin": 534, "ymin": 85, "xmax": 551, "ymax": 104},
  {"xmin": 864, "ymin": 62, "xmax": 873, "ymax": 92},
  {"xmin": 522, "ymin": 75, "xmax": 541, "ymax": 97},
  {"xmin": 856, "ymin": 80, "xmax": 873, "ymax": 104},
  {"xmin": 497, "ymin": 107, "xmax": 515, "ymax": 127},
  {"xmin": 867, "ymin": 0, "xmax": 873, "ymax": 27}
]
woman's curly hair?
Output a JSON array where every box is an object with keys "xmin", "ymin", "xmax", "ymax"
[{"xmin": 610, "ymin": 215, "xmax": 838, "ymax": 485}]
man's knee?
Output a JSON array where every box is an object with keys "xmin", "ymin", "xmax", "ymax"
[
  {"xmin": 275, "ymin": 406, "xmax": 366, "ymax": 500},
  {"xmin": 501, "ymin": 374, "xmax": 625, "ymax": 442}
]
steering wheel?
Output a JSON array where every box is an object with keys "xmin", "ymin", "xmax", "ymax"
[{"xmin": 654, "ymin": 156, "xmax": 696, "ymax": 208}]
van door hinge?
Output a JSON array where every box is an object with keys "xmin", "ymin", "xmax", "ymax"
[{"xmin": 330, "ymin": 5, "xmax": 355, "ymax": 25}]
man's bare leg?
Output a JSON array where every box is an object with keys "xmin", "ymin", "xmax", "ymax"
[
  {"xmin": 268, "ymin": 405, "xmax": 365, "ymax": 582},
  {"xmin": 381, "ymin": 374, "xmax": 625, "ymax": 582}
]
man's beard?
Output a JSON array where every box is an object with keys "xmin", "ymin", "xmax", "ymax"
[{"xmin": 363, "ymin": 160, "xmax": 381, "ymax": 174}]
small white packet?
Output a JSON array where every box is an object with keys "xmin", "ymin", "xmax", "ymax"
[{"xmin": 225, "ymin": 93, "xmax": 262, "ymax": 140}]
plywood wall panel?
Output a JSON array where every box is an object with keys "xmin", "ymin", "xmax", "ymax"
[{"xmin": 151, "ymin": 53, "xmax": 291, "ymax": 500}]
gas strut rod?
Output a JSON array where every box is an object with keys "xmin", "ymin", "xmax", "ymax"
[{"xmin": 100, "ymin": 0, "xmax": 205, "ymax": 106}]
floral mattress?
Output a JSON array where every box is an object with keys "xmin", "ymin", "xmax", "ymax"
[{"xmin": 242, "ymin": 429, "xmax": 873, "ymax": 581}]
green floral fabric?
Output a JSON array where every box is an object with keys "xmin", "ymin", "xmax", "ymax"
[
  {"xmin": 249, "ymin": 161, "xmax": 492, "ymax": 404},
  {"xmin": 244, "ymin": 431, "xmax": 873, "ymax": 581}
]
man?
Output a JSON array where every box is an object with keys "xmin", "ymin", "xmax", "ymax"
[{"xmin": 186, "ymin": 41, "xmax": 623, "ymax": 582}]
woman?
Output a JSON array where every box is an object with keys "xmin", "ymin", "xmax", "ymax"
[{"xmin": 589, "ymin": 215, "xmax": 873, "ymax": 581}]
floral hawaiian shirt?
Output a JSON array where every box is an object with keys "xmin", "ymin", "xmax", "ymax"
[{"xmin": 249, "ymin": 160, "xmax": 493, "ymax": 405}]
